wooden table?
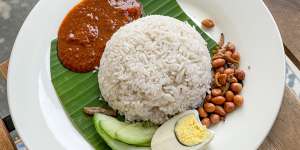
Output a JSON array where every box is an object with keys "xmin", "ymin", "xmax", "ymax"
[{"xmin": 1, "ymin": 0, "xmax": 300, "ymax": 149}]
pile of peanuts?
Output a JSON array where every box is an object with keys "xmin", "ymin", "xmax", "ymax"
[{"xmin": 198, "ymin": 34, "xmax": 246, "ymax": 128}]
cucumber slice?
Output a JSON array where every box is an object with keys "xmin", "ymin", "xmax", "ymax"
[
  {"xmin": 95, "ymin": 113, "xmax": 128, "ymax": 139},
  {"xmin": 94, "ymin": 113, "xmax": 157, "ymax": 147},
  {"xmin": 93, "ymin": 114, "xmax": 150, "ymax": 150},
  {"xmin": 116, "ymin": 123, "xmax": 158, "ymax": 146}
]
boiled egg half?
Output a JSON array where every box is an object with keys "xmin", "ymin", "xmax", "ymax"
[{"xmin": 151, "ymin": 110, "xmax": 214, "ymax": 150}]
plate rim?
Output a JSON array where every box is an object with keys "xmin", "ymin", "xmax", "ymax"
[
  {"xmin": 7, "ymin": 0, "xmax": 286, "ymax": 149},
  {"xmin": 252, "ymin": 2, "xmax": 285, "ymax": 148}
]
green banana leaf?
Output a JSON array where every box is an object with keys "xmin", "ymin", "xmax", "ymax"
[{"xmin": 50, "ymin": 0, "xmax": 217, "ymax": 149}]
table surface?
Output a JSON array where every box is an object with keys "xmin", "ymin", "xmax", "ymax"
[
  {"xmin": 0, "ymin": 0, "xmax": 300, "ymax": 149},
  {"xmin": 259, "ymin": 87, "xmax": 300, "ymax": 149},
  {"xmin": 0, "ymin": 0, "xmax": 39, "ymax": 118}
]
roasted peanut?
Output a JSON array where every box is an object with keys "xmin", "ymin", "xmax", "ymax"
[
  {"xmin": 197, "ymin": 107, "xmax": 208, "ymax": 118},
  {"xmin": 204, "ymin": 103, "xmax": 216, "ymax": 113},
  {"xmin": 212, "ymin": 58, "xmax": 225, "ymax": 68},
  {"xmin": 224, "ymin": 102, "xmax": 235, "ymax": 113},
  {"xmin": 235, "ymin": 69, "xmax": 245, "ymax": 80},
  {"xmin": 201, "ymin": 18, "xmax": 215, "ymax": 28},
  {"xmin": 233, "ymin": 95, "xmax": 244, "ymax": 107},
  {"xmin": 230, "ymin": 83, "xmax": 242, "ymax": 94},
  {"xmin": 225, "ymin": 51, "xmax": 232, "ymax": 58},
  {"xmin": 212, "ymin": 88, "xmax": 222, "ymax": 97},
  {"xmin": 201, "ymin": 118, "xmax": 211, "ymax": 127},
  {"xmin": 211, "ymin": 96, "xmax": 226, "ymax": 105},
  {"xmin": 225, "ymin": 91, "xmax": 234, "ymax": 102},
  {"xmin": 210, "ymin": 114, "xmax": 221, "ymax": 124},
  {"xmin": 232, "ymin": 51, "xmax": 240, "ymax": 61},
  {"xmin": 215, "ymin": 106, "xmax": 226, "ymax": 116}
]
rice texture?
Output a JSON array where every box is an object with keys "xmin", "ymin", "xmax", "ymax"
[{"xmin": 98, "ymin": 15, "xmax": 211, "ymax": 124}]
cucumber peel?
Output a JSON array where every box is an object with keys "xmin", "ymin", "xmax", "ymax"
[
  {"xmin": 93, "ymin": 114, "xmax": 151, "ymax": 150},
  {"xmin": 116, "ymin": 123, "xmax": 157, "ymax": 146},
  {"xmin": 96, "ymin": 113, "xmax": 128, "ymax": 139}
]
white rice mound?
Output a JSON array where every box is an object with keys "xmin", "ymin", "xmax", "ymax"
[{"xmin": 98, "ymin": 15, "xmax": 211, "ymax": 124}]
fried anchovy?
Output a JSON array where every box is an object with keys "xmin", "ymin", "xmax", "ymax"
[{"xmin": 83, "ymin": 107, "xmax": 117, "ymax": 116}]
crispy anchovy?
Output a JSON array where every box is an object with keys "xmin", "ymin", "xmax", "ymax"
[
  {"xmin": 218, "ymin": 33, "xmax": 225, "ymax": 47},
  {"xmin": 214, "ymin": 72, "xmax": 222, "ymax": 87},
  {"xmin": 224, "ymin": 55, "xmax": 239, "ymax": 64},
  {"xmin": 83, "ymin": 107, "xmax": 117, "ymax": 116},
  {"xmin": 212, "ymin": 52, "xmax": 225, "ymax": 60}
]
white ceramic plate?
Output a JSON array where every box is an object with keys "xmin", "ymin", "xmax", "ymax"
[{"xmin": 7, "ymin": 0, "xmax": 285, "ymax": 150}]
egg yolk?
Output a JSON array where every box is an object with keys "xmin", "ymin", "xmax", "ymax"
[{"xmin": 175, "ymin": 114, "xmax": 209, "ymax": 146}]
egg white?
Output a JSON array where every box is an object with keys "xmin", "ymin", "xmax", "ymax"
[{"xmin": 151, "ymin": 110, "xmax": 214, "ymax": 150}]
